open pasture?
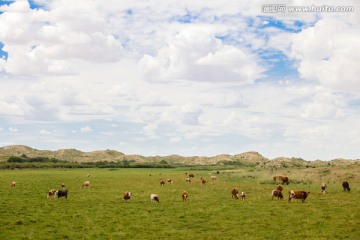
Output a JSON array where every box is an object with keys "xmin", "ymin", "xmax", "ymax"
[{"xmin": 0, "ymin": 166, "xmax": 359, "ymax": 239}]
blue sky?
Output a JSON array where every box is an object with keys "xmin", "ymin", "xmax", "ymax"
[{"xmin": 0, "ymin": 0, "xmax": 359, "ymax": 160}]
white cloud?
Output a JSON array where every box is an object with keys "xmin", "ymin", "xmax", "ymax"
[
  {"xmin": 289, "ymin": 17, "xmax": 360, "ymax": 92},
  {"xmin": 80, "ymin": 126, "xmax": 92, "ymax": 133},
  {"xmin": 140, "ymin": 27, "xmax": 265, "ymax": 83},
  {"xmin": 9, "ymin": 127, "xmax": 18, "ymax": 132},
  {"xmin": 39, "ymin": 129, "xmax": 51, "ymax": 134}
]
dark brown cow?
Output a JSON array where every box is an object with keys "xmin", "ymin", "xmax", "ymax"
[
  {"xmin": 188, "ymin": 173, "xmax": 195, "ymax": 178},
  {"xmin": 57, "ymin": 189, "xmax": 68, "ymax": 198},
  {"xmin": 272, "ymin": 190, "xmax": 284, "ymax": 200},
  {"xmin": 124, "ymin": 192, "xmax": 132, "ymax": 202},
  {"xmin": 342, "ymin": 181, "xmax": 350, "ymax": 191},
  {"xmin": 276, "ymin": 184, "xmax": 283, "ymax": 191},
  {"xmin": 231, "ymin": 187, "xmax": 239, "ymax": 199},
  {"xmin": 321, "ymin": 183, "xmax": 327, "ymax": 194},
  {"xmin": 288, "ymin": 190, "xmax": 310, "ymax": 203},
  {"xmin": 182, "ymin": 191, "xmax": 188, "ymax": 201}
]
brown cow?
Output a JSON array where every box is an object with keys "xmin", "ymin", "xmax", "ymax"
[
  {"xmin": 188, "ymin": 173, "xmax": 195, "ymax": 178},
  {"xmin": 185, "ymin": 178, "xmax": 191, "ymax": 183},
  {"xmin": 272, "ymin": 190, "xmax": 284, "ymax": 200},
  {"xmin": 10, "ymin": 181, "xmax": 16, "ymax": 187},
  {"xmin": 81, "ymin": 181, "xmax": 90, "ymax": 189},
  {"xmin": 160, "ymin": 180, "xmax": 165, "ymax": 187},
  {"xmin": 231, "ymin": 187, "xmax": 239, "ymax": 199},
  {"xmin": 167, "ymin": 179, "xmax": 173, "ymax": 184},
  {"xmin": 124, "ymin": 192, "xmax": 132, "ymax": 202},
  {"xmin": 276, "ymin": 184, "xmax": 283, "ymax": 191},
  {"xmin": 47, "ymin": 189, "xmax": 58, "ymax": 198},
  {"xmin": 321, "ymin": 183, "xmax": 327, "ymax": 194},
  {"xmin": 288, "ymin": 190, "xmax": 310, "ymax": 203},
  {"xmin": 274, "ymin": 176, "xmax": 289, "ymax": 185},
  {"xmin": 182, "ymin": 191, "xmax": 188, "ymax": 201},
  {"xmin": 200, "ymin": 178, "xmax": 206, "ymax": 186}
]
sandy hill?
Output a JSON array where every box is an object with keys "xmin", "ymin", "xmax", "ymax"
[{"xmin": 0, "ymin": 145, "xmax": 359, "ymax": 167}]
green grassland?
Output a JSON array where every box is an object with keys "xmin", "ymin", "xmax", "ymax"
[{"xmin": 0, "ymin": 166, "xmax": 359, "ymax": 239}]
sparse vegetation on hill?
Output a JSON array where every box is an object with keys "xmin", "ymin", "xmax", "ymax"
[{"xmin": 0, "ymin": 145, "xmax": 359, "ymax": 168}]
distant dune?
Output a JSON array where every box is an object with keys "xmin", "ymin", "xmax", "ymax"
[{"xmin": 0, "ymin": 145, "xmax": 359, "ymax": 167}]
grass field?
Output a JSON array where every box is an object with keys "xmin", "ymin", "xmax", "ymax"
[{"xmin": 0, "ymin": 166, "xmax": 359, "ymax": 239}]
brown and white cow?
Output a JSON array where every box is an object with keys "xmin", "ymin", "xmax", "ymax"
[
  {"xmin": 288, "ymin": 190, "xmax": 310, "ymax": 203},
  {"xmin": 160, "ymin": 180, "xmax": 165, "ymax": 187},
  {"xmin": 240, "ymin": 192, "xmax": 246, "ymax": 201},
  {"xmin": 231, "ymin": 188, "xmax": 239, "ymax": 199},
  {"xmin": 211, "ymin": 176, "xmax": 217, "ymax": 181},
  {"xmin": 151, "ymin": 194, "xmax": 159, "ymax": 203},
  {"xmin": 167, "ymin": 179, "xmax": 173, "ymax": 184},
  {"xmin": 185, "ymin": 178, "xmax": 191, "ymax": 183},
  {"xmin": 124, "ymin": 192, "xmax": 132, "ymax": 202},
  {"xmin": 272, "ymin": 190, "xmax": 284, "ymax": 200},
  {"xmin": 10, "ymin": 181, "xmax": 16, "ymax": 187},
  {"xmin": 61, "ymin": 183, "xmax": 65, "ymax": 188},
  {"xmin": 81, "ymin": 181, "xmax": 90, "ymax": 189},
  {"xmin": 321, "ymin": 183, "xmax": 327, "ymax": 194},
  {"xmin": 342, "ymin": 181, "xmax": 350, "ymax": 191},
  {"xmin": 47, "ymin": 189, "xmax": 58, "ymax": 198},
  {"xmin": 182, "ymin": 191, "xmax": 188, "ymax": 201}
]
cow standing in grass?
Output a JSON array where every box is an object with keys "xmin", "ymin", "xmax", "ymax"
[
  {"xmin": 240, "ymin": 192, "xmax": 246, "ymax": 201},
  {"xmin": 182, "ymin": 191, "xmax": 188, "ymax": 201},
  {"xmin": 57, "ymin": 189, "xmax": 68, "ymax": 198},
  {"xmin": 151, "ymin": 194, "xmax": 159, "ymax": 203},
  {"xmin": 47, "ymin": 189, "xmax": 58, "ymax": 198},
  {"xmin": 81, "ymin": 181, "xmax": 90, "ymax": 189},
  {"xmin": 124, "ymin": 192, "xmax": 132, "ymax": 202},
  {"xmin": 288, "ymin": 190, "xmax": 310, "ymax": 203},
  {"xmin": 10, "ymin": 181, "xmax": 16, "ymax": 187},
  {"xmin": 321, "ymin": 183, "xmax": 327, "ymax": 194},
  {"xmin": 160, "ymin": 180, "xmax": 165, "ymax": 187},
  {"xmin": 272, "ymin": 190, "xmax": 284, "ymax": 200},
  {"xmin": 231, "ymin": 188, "xmax": 239, "ymax": 199},
  {"xmin": 342, "ymin": 181, "xmax": 350, "ymax": 191}
]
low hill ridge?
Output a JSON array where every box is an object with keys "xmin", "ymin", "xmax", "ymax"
[{"xmin": 0, "ymin": 145, "xmax": 359, "ymax": 167}]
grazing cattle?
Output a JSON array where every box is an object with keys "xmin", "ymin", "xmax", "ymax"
[
  {"xmin": 271, "ymin": 190, "xmax": 284, "ymax": 200},
  {"xmin": 185, "ymin": 178, "xmax": 191, "ymax": 183},
  {"xmin": 47, "ymin": 189, "xmax": 58, "ymax": 198},
  {"xmin": 151, "ymin": 194, "xmax": 159, "ymax": 203},
  {"xmin": 211, "ymin": 176, "xmax": 217, "ymax": 181},
  {"xmin": 231, "ymin": 188, "xmax": 239, "ymax": 199},
  {"xmin": 87, "ymin": 174, "xmax": 91, "ymax": 177},
  {"xmin": 61, "ymin": 183, "xmax": 65, "ymax": 188},
  {"xmin": 241, "ymin": 192, "xmax": 246, "ymax": 201},
  {"xmin": 188, "ymin": 173, "xmax": 195, "ymax": 178},
  {"xmin": 124, "ymin": 192, "xmax": 132, "ymax": 202},
  {"xmin": 276, "ymin": 184, "xmax": 283, "ymax": 191},
  {"xmin": 200, "ymin": 178, "xmax": 206, "ymax": 186},
  {"xmin": 321, "ymin": 183, "xmax": 327, "ymax": 194},
  {"xmin": 342, "ymin": 181, "xmax": 350, "ymax": 191},
  {"xmin": 160, "ymin": 180, "xmax": 165, "ymax": 187},
  {"xmin": 81, "ymin": 181, "xmax": 90, "ymax": 189},
  {"xmin": 57, "ymin": 189, "xmax": 68, "ymax": 198},
  {"xmin": 167, "ymin": 179, "xmax": 173, "ymax": 184},
  {"xmin": 216, "ymin": 171, "xmax": 220, "ymax": 174},
  {"xmin": 182, "ymin": 191, "xmax": 188, "ymax": 201},
  {"xmin": 274, "ymin": 176, "xmax": 289, "ymax": 185},
  {"xmin": 10, "ymin": 181, "xmax": 16, "ymax": 187},
  {"xmin": 288, "ymin": 190, "xmax": 310, "ymax": 203}
]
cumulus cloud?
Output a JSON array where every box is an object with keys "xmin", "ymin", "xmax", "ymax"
[
  {"xmin": 140, "ymin": 27, "xmax": 265, "ymax": 83},
  {"xmin": 289, "ymin": 17, "xmax": 360, "ymax": 92}
]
